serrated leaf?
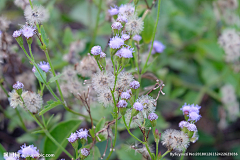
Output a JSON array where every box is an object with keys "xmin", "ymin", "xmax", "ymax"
[
  {"xmin": 39, "ymin": 100, "xmax": 62, "ymax": 115},
  {"xmin": 40, "ymin": 25, "xmax": 49, "ymax": 47},
  {"xmin": 62, "ymin": 27, "xmax": 73, "ymax": 46},
  {"xmin": 44, "ymin": 120, "xmax": 82, "ymax": 159},
  {"xmin": 95, "ymin": 117, "xmax": 105, "ymax": 133},
  {"xmin": 48, "ymin": 73, "xmax": 63, "ymax": 83},
  {"xmin": 34, "ymin": 64, "xmax": 47, "ymax": 83},
  {"xmin": 142, "ymin": 14, "xmax": 155, "ymax": 44}
]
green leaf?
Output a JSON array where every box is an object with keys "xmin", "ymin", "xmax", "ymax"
[
  {"xmin": 89, "ymin": 128, "xmax": 95, "ymax": 138},
  {"xmin": 142, "ymin": 14, "xmax": 155, "ymax": 44},
  {"xmin": 40, "ymin": 25, "xmax": 49, "ymax": 47},
  {"xmin": 62, "ymin": 27, "xmax": 73, "ymax": 46},
  {"xmin": 44, "ymin": 120, "xmax": 82, "ymax": 159},
  {"xmin": 39, "ymin": 100, "xmax": 62, "ymax": 115},
  {"xmin": 95, "ymin": 117, "xmax": 105, "ymax": 133},
  {"xmin": 48, "ymin": 73, "xmax": 63, "ymax": 83},
  {"xmin": 46, "ymin": 114, "xmax": 55, "ymax": 126},
  {"xmin": 34, "ymin": 64, "xmax": 47, "ymax": 83},
  {"xmin": 0, "ymin": 143, "xmax": 6, "ymax": 160},
  {"xmin": 116, "ymin": 144, "xmax": 142, "ymax": 160},
  {"xmin": 31, "ymin": 130, "xmax": 45, "ymax": 134}
]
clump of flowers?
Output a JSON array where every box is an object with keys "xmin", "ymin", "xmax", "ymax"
[
  {"xmin": 18, "ymin": 144, "xmax": 39, "ymax": 158},
  {"xmin": 24, "ymin": 5, "xmax": 49, "ymax": 24}
]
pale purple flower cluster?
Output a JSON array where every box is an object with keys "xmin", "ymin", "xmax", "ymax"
[
  {"xmin": 111, "ymin": 22, "xmax": 123, "ymax": 30},
  {"xmin": 150, "ymin": 40, "xmax": 165, "ymax": 54},
  {"xmin": 180, "ymin": 103, "xmax": 201, "ymax": 122},
  {"xmin": 121, "ymin": 92, "xmax": 131, "ymax": 100},
  {"xmin": 115, "ymin": 46, "xmax": 134, "ymax": 58},
  {"xmin": 130, "ymin": 80, "xmax": 140, "ymax": 89},
  {"xmin": 12, "ymin": 30, "xmax": 22, "ymax": 38},
  {"xmin": 18, "ymin": 144, "xmax": 39, "ymax": 158},
  {"xmin": 117, "ymin": 15, "xmax": 128, "ymax": 23},
  {"xmin": 21, "ymin": 25, "xmax": 36, "ymax": 39},
  {"xmin": 133, "ymin": 102, "xmax": 143, "ymax": 111},
  {"xmin": 13, "ymin": 81, "xmax": 24, "ymax": 90},
  {"xmin": 117, "ymin": 100, "xmax": 128, "ymax": 108},
  {"xmin": 133, "ymin": 35, "xmax": 142, "ymax": 42},
  {"xmin": 188, "ymin": 112, "xmax": 201, "ymax": 122},
  {"xmin": 179, "ymin": 120, "xmax": 189, "ymax": 129},
  {"xmin": 81, "ymin": 148, "xmax": 90, "ymax": 157},
  {"xmin": 4, "ymin": 155, "xmax": 19, "ymax": 160},
  {"xmin": 100, "ymin": 52, "xmax": 106, "ymax": 58},
  {"xmin": 77, "ymin": 128, "xmax": 90, "ymax": 140},
  {"xmin": 91, "ymin": 46, "xmax": 102, "ymax": 55},
  {"xmin": 126, "ymin": 89, "xmax": 132, "ymax": 95},
  {"xmin": 109, "ymin": 35, "xmax": 124, "ymax": 49},
  {"xmin": 122, "ymin": 33, "xmax": 130, "ymax": 41},
  {"xmin": 108, "ymin": 6, "xmax": 119, "ymax": 16},
  {"xmin": 148, "ymin": 113, "xmax": 158, "ymax": 121},
  {"xmin": 32, "ymin": 61, "xmax": 51, "ymax": 73},
  {"xmin": 67, "ymin": 132, "xmax": 78, "ymax": 143},
  {"xmin": 187, "ymin": 123, "xmax": 197, "ymax": 131}
]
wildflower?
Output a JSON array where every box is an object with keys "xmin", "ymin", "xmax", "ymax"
[
  {"xmin": 188, "ymin": 112, "xmax": 201, "ymax": 122},
  {"xmin": 22, "ymin": 91, "xmax": 43, "ymax": 113},
  {"xmin": 161, "ymin": 129, "xmax": 190, "ymax": 152},
  {"xmin": 18, "ymin": 144, "xmax": 39, "ymax": 158},
  {"xmin": 4, "ymin": 155, "xmax": 19, "ymax": 160},
  {"xmin": 91, "ymin": 45, "xmax": 102, "ymax": 55},
  {"xmin": 97, "ymin": 90, "xmax": 116, "ymax": 107},
  {"xmin": 100, "ymin": 52, "xmax": 106, "ymax": 58},
  {"xmin": 12, "ymin": 30, "xmax": 22, "ymax": 38},
  {"xmin": 151, "ymin": 40, "xmax": 165, "ymax": 54},
  {"xmin": 137, "ymin": 95, "xmax": 156, "ymax": 118},
  {"xmin": 133, "ymin": 102, "xmax": 143, "ymax": 111},
  {"xmin": 76, "ymin": 54, "xmax": 98, "ymax": 77},
  {"xmin": 13, "ymin": 81, "xmax": 24, "ymax": 90},
  {"xmin": 115, "ymin": 46, "xmax": 134, "ymax": 58},
  {"xmin": 21, "ymin": 25, "xmax": 35, "ymax": 39},
  {"xmin": 77, "ymin": 128, "xmax": 90, "ymax": 140},
  {"xmin": 109, "ymin": 35, "xmax": 124, "ymax": 49},
  {"xmin": 119, "ymin": 4, "xmax": 135, "ymax": 18},
  {"xmin": 179, "ymin": 121, "xmax": 189, "ymax": 129},
  {"xmin": 125, "ymin": 15, "xmax": 144, "ymax": 35},
  {"xmin": 135, "ymin": 144, "xmax": 153, "ymax": 158},
  {"xmin": 187, "ymin": 123, "xmax": 197, "ymax": 132},
  {"xmin": 67, "ymin": 133, "xmax": 78, "ymax": 143},
  {"xmin": 115, "ymin": 71, "xmax": 134, "ymax": 93},
  {"xmin": 121, "ymin": 92, "xmax": 131, "ymax": 100},
  {"xmin": 126, "ymin": 89, "xmax": 132, "ymax": 95},
  {"xmin": 24, "ymin": 5, "xmax": 49, "ymax": 24},
  {"xmin": 8, "ymin": 90, "xmax": 25, "ymax": 108},
  {"xmin": 92, "ymin": 71, "xmax": 114, "ymax": 93},
  {"xmin": 108, "ymin": 6, "xmax": 118, "ymax": 16},
  {"xmin": 125, "ymin": 109, "xmax": 144, "ymax": 128},
  {"xmin": 81, "ymin": 148, "xmax": 90, "ymax": 157},
  {"xmin": 16, "ymin": 71, "xmax": 35, "ymax": 90},
  {"xmin": 130, "ymin": 80, "xmax": 140, "ymax": 89},
  {"xmin": 133, "ymin": 35, "xmax": 142, "ymax": 42},
  {"xmin": 117, "ymin": 100, "xmax": 128, "ymax": 108},
  {"xmin": 148, "ymin": 113, "xmax": 158, "ymax": 121},
  {"xmin": 38, "ymin": 61, "xmax": 51, "ymax": 73},
  {"xmin": 111, "ymin": 22, "xmax": 123, "ymax": 30},
  {"xmin": 122, "ymin": 33, "xmax": 130, "ymax": 41},
  {"xmin": 116, "ymin": 15, "xmax": 128, "ymax": 23}
]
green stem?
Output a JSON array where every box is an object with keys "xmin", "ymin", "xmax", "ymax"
[
  {"xmin": 180, "ymin": 150, "xmax": 185, "ymax": 160},
  {"xmin": 28, "ymin": 0, "xmax": 33, "ymax": 8},
  {"xmin": 160, "ymin": 150, "xmax": 170, "ymax": 160},
  {"xmin": 0, "ymin": 83, "xmax": 9, "ymax": 97},
  {"xmin": 15, "ymin": 108, "xmax": 27, "ymax": 131},
  {"xmin": 155, "ymin": 140, "xmax": 159, "ymax": 159},
  {"xmin": 89, "ymin": 0, "xmax": 103, "ymax": 51},
  {"xmin": 142, "ymin": 0, "xmax": 162, "ymax": 74},
  {"xmin": 28, "ymin": 44, "xmax": 34, "ymax": 61}
]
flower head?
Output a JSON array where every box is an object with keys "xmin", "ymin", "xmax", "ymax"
[
  {"xmin": 126, "ymin": 89, "xmax": 132, "ymax": 95},
  {"xmin": 12, "ymin": 30, "xmax": 22, "ymax": 38},
  {"xmin": 13, "ymin": 81, "xmax": 24, "ymax": 90},
  {"xmin": 115, "ymin": 46, "xmax": 134, "ymax": 58},
  {"xmin": 24, "ymin": 5, "xmax": 49, "ymax": 24},
  {"xmin": 122, "ymin": 33, "xmax": 130, "ymax": 41},
  {"xmin": 77, "ymin": 128, "xmax": 90, "ymax": 140},
  {"xmin": 188, "ymin": 112, "xmax": 201, "ymax": 122},
  {"xmin": 117, "ymin": 99, "xmax": 128, "ymax": 108},
  {"xmin": 187, "ymin": 123, "xmax": 197, "ymax": 131},
  {"xmin": 81, "ymin": 148, "xmax": 90, "ymax": 157},
  {"xmin": 130, "ymin": 80, "xmax": 140, "ymax": 89},
  {"xmin": 39, "ymin": 61, "xmax": 51, "ymax": 73},
  {"xmin": 119, "ymin": 4, "xmax": 135, "ymax": 17},
  {"xmin": 67, "ymin": 132, "xmax": 78, "ymax": 143},
  {"xmin": 137, "ymin": 95, "xmax": 156, "ymax": 118},
  {"xmin": 8, "ymin": 90, "xmax": 26, "ymax": 108},
  {"xmin": 125, "ymin": 15, "xmax": 144, "ymax": 35},
  {"xmin": 109, "ymin": 35, "xmax": 124, "ymax": 49},
  {"xmin": 180, "ymin": 103, "xmax": 191, "ymax": 115},
  {"xmin": 179, "ymin": 121, "xmax": 189, "ymax": 129},
  {"xmin": 18, "ymin": 144, "xmax": 39, "ymax": 158},
  {"xmin": 21, "ymin": 25, "xmax": 36, "ymax": 39},
  {"xmin": 121, "ymin": 92, "xmax": 131, "ymax": 100},
  {"xmin": 115, "ymin": 71, "xmax": 134, "ymax": 93},
  {"xmin": 108, "ymin": 6, "xmax": 119, "ymax": 16},
  {"xmin": 91, "ymin": 46, "xmax": 102, "ymax": 55},
  {"xmin": 92, "ymin": 71, "xmax": 114, "ymax": 93},
  {"xmin": 133, "ymin": 35, "xmax": 142, "ymax": 42},
  {"xmin": 133, "ymin": 102, "xmax": 143, "ymax": 111},
  {"xmin": 100, "ymin": 52, "xmax": 106, "ymax": 58},
  {"xmin": 116, "ymin": 15, "xmax": 128, "ymax": 23},
  {"xmin": 111, "ymin": 22, "xmax": 123, "ymax": 30},
  {"xmin": 22, "ymin": 91, "xmax": 43, "ymax": 113},
  {"xmin": 4, "ymin": 154, "xmax": 19, "ymax": 160},
  {"xmin": 125, "ymin": 109, "xmax": 144, "ymax": 128},
  {"xmin": 161, "ymin": 129, "xmax": 190, "ymax": 152},
  {"xmin": 148, "ymin": 113, "xmax": 158, "ymax": 121},
  {"xmin": 151, "ymin": 41, "xmax": 165, "ymax": 54}
]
